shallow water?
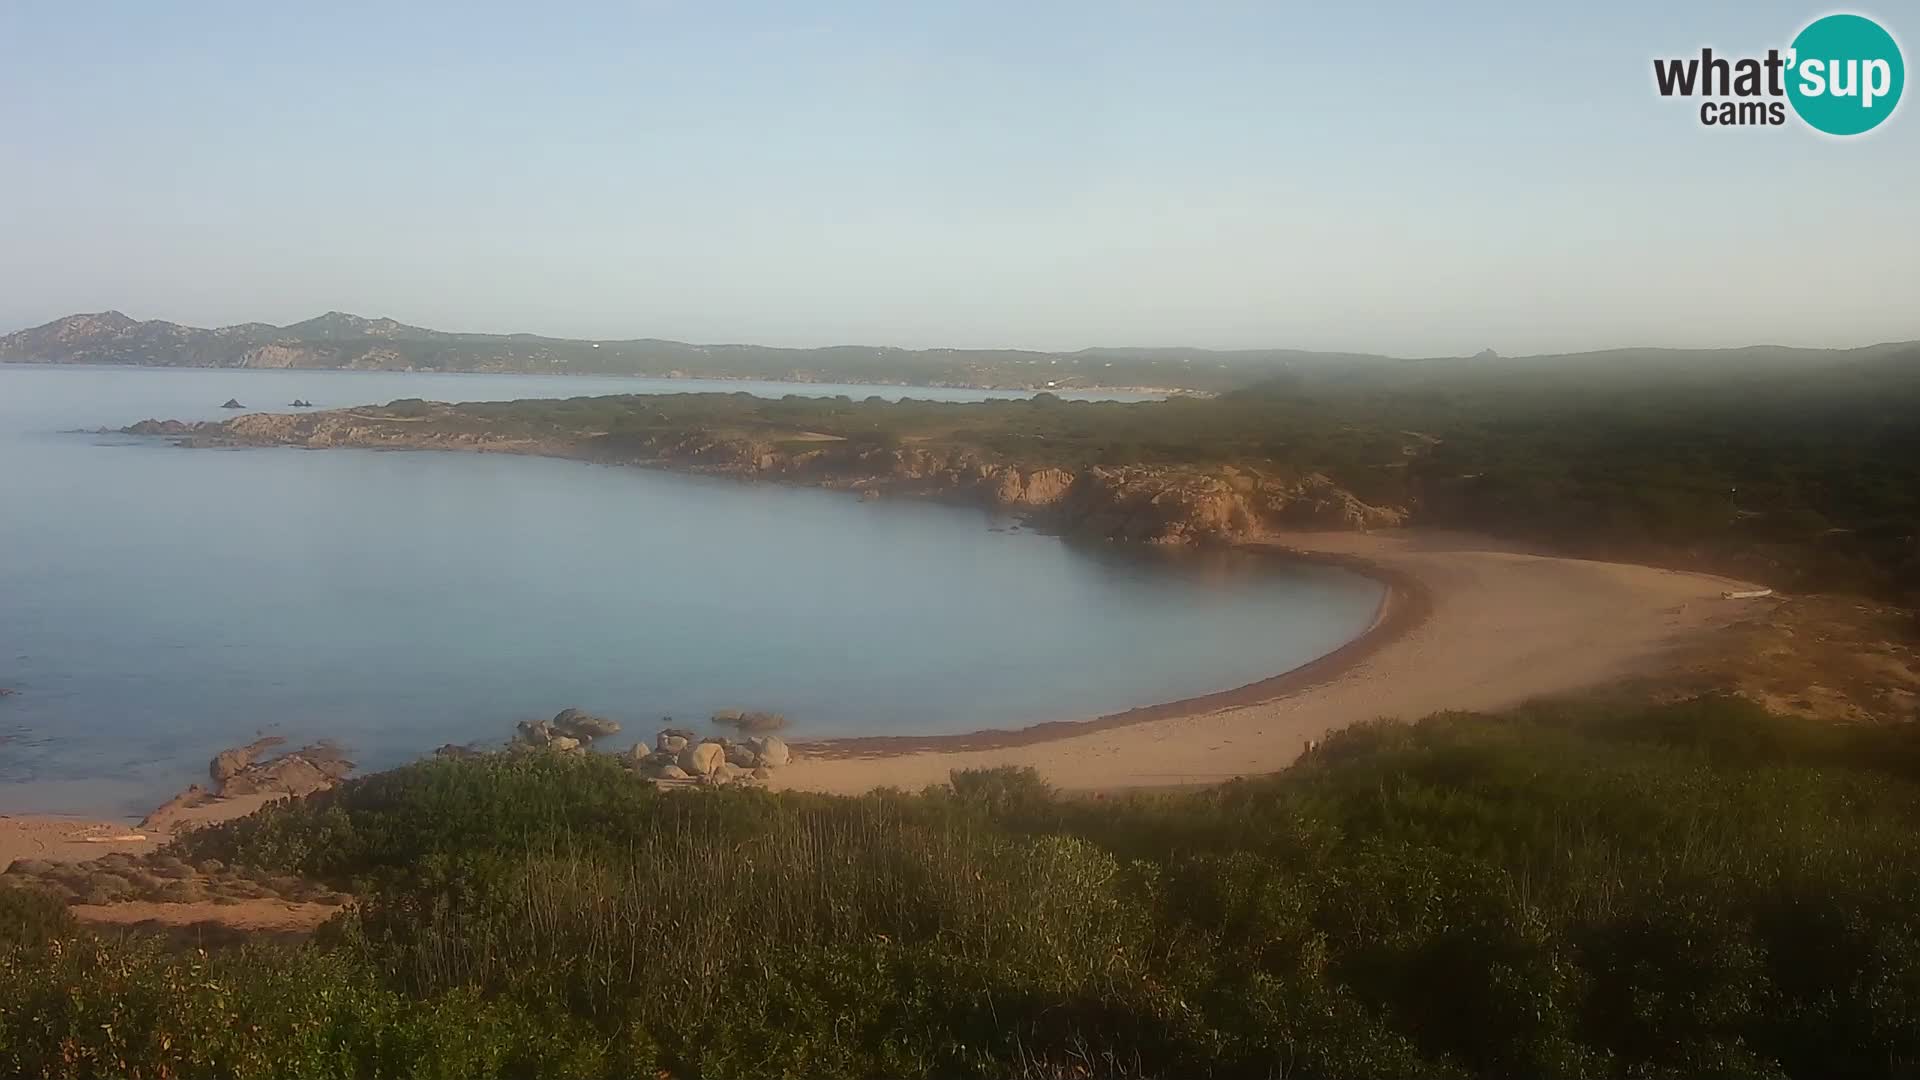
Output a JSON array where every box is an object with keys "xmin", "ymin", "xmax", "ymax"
[{"xmin": 0, "ymin": 365, "xmax": 1382, "ymax": 817}]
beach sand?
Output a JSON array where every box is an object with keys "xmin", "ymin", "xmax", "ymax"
[
  {"xmin": 767, "ymin": 529, "xmax": 1758, "ymax": 795},
  {"xmin": 0, "ymin": 793, "xmax": 279, "ymax": 874},
  {"xmin": 2, "ymin": 529, "xmax": 1757, "ymax": 867}
]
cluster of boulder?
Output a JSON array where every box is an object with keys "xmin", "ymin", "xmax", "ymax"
[
  {"xmin": 511, "ymin": 707, "xmax": 622, "ymax": 753},
  {"xmin": 629, "ymin": 722, "xmax": 792, "ymax": 787},
  {"xmin": 472, "ymin": 706, "xmax": 796, "ymax": 788},
  {"xmin": 138, "ymin": 736, "xmax": 356, "ymax": 832}
]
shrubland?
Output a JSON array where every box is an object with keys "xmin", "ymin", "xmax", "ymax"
[{"xmin": 6, "ymin": 695, "xmax": 1920, "ymax": 1078}]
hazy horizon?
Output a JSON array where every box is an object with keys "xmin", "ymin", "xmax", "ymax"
[
  {"xmin": 3, "ymin": 1, "xmax": 1914, "ymax": 356},
  {"xmin": 6, "ymin": 305, "xmax": 1918, "ymax": 360}
]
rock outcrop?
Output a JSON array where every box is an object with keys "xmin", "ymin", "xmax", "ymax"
[
  {"xmin": 549, "ymin": 707, "xmax": 620, "ymax": 741},
  {"xmin": 125, "ymin": 405, "xmax": 1408, "ymax": 548},
  {"xmin": 199, "ymin": 738, "xmax": 353, "ymax": 801}
]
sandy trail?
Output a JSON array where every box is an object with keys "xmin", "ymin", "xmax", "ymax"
[
  {"xmin": 768, "ymin": 529, "xmax": 1757, "ymax": 795},
  {"xmin": 67, "ymin": 899, "xmax": 342, "ymax": 933}
]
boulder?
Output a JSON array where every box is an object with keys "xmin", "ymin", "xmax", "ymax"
[
  {"xmin": 710, "ymin": 709, "xmax": 744, "ymax": 725},
  {"xmin": 550, "ymin": 707, "xmax": 620, "ymax": 741},
  {"xmin": 747, "ymin": 735, "xmax": 792, "ymax": 769},
  {"xmin": 725, "ymin": 744, "xmax": 757, "ymax": 769},
  {"xmin": 657, "ymin": 732, "xmax": 689, "ymax": 755},
  {"xmin": 548, "ymin": 735, "xmax": 581, "ymax": 753},
  {"xmin": 434, "ymin": 743, "xmax": 483, "ymax": 759},
  {"xmin": 715, "ymin": 762, "xmax": 744, "ymax": 783},
  {"xmin": 655, "ymin": 764, "xmax": 690, "ymax": 781},
  {"xmin": 515, "ymin": 719, "xmax": 553, "ymax": 746},
  {"xmin": 751, "ymin": 767, "xmax": 772, "ymax": 781},
  {"xmin": 678, "ymin": 741, "xmax": 725, "ymax": 777}
]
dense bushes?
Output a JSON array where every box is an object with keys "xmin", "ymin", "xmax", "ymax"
[{"xmin": 8, "ymin": 697, "xmax": 1920, "ymax": 1077}]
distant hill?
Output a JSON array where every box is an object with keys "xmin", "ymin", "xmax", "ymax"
[
  {"xmin": 3, "ymin": 310, "xmax": 1914, "ymax": 394},
  {"xmin": 0, "ymin": 311, "xmax": 1339, "ymax": 392}
]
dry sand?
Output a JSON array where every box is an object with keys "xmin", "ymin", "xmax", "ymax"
[
  {"xmin": 768, "ymin": 529, "xmax": 1760, "ymax": 795},
  {"xmin": 0, "ymin": 793, "xmax": 280, "ymax": 874}
]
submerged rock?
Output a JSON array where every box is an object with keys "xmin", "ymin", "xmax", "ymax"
[
  {"xmin": 713, "ymin": 709, "xmax": 787, "ymax": 734},
  {"xmin": 549, "ymin": 707, "xmax": 620, "ymax": 741}
]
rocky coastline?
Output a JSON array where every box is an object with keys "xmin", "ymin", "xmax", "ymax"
[{"xmin": 123, "ymin": 405, "xmax": 1405, "ymax": 546}]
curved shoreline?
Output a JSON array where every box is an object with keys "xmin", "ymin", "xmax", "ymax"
[
  {"xmin": 3, "ymin": 530, "xmax": 1758, "ymax": 855},
  {"xmin": 766, "ymin": 529, "xmax": 1763, "ymax": 795},
  {"xmin": 795, "ymin": 546, "xmax": 1430, "ymax": 758}
]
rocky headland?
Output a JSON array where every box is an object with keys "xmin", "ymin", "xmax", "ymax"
[{"xmin": 123, "ymin": 404, "xmax": 1405, "ymax": 546}]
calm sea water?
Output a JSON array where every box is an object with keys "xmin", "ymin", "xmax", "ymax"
[{"xmin": 0, "ymin": 365, "xmax": 1382, "ymax": 817}]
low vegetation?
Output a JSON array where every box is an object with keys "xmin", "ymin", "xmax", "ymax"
[
  {"xmin": 356, "ymin": 340, "xmax": 1920, "ymax": 602},
  {"xmin": 6, "ymin": 696, "xmax": 1920, "ymax": 1078}
]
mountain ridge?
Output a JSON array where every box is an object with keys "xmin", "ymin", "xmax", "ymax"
[{"xmin": 4, "ymin": 310, "xmax": 1915, "ymax": 393}]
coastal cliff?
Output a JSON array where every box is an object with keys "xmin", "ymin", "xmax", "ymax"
[{"xmin": 125, "ymin": 405, "xmax": 1405, "ymax": 545}]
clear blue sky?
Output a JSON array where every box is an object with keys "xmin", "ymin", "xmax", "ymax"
[{"xmin": 1, "ymin": 1, "xmax": 1913, "ymax": 355}]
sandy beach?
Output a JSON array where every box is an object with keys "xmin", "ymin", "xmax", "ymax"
[
  {"xmin": 767, "ymin": 529, "xmax": 1758, "ymax": 795},
  {"xmin": 0, "ymin": 794, "xmax": 278, "ymax": 874},
  {"xmin": 2, "ymin": 528, "xmax": 1757, "ymax": 867}
]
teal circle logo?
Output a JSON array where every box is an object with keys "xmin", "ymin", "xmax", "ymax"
[{"xmin": 1787, "ymin": 14, "xmax": 1904, "ymax": 135}]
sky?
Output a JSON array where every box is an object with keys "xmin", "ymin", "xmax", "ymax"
[{"xmin": 1, "ymin": 1, "xmax": 1915, "ymax": 356}]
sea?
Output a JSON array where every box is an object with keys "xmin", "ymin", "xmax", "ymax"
[{"xmin": 0, "ymin": 364, "xmax": 1382, "ymax": 817}]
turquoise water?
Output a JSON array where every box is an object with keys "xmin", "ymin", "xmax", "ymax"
[{"xmin": 0, "ymin": 365, "xmax": 1382, "ymax": 817}]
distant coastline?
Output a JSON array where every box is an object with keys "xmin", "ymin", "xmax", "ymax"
[
  {"xmin": 1, "ymin": 358, "xmax": 1197, "ymax": 399},
  {"xmin": 0, "ymin": 309, "xmax": 1288, "ymax": 394}
]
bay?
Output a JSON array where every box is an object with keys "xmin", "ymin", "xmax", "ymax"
[{"xmin": 0, "ymin": 365, "xmax": 1381, "ymax": 817}]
